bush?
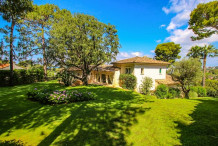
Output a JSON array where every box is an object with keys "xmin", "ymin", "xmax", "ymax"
[
  {"xmin": 206, "ymin": 79, "xmax": 218, "ymax": 90},
  {"xmin": 27, "ymin": 88, "xmax": 96, "ymax": 104},
  {"xmin": 0, "ymin": 66, "xmax": 44, "ymax": 86},
  {"xmin": 119, "ymin": 74, "xmax": 137, "ymax": 90},
  {"xmin": 188, "ymin": 91, "xmax": 198, "ymax": 98},
  {"xmin": 57, "ymin": 69, "xmax": 74, "ymax": 86},
  {"xmin": 168, "ymin": 87, "xmax": 181, "ymax": 99},
  {"xmin": 190, "ymin": 86, "xmax": 207, "ymax": 97},
  {"xmin": 206, "ymin": 87, "xmax": 217, "ymax": 97},
  {"xmin": 140, "ymin": 77, "xmax": 153, "ymax": 95},
  {"xmin": 155, "ymin": 84, "xmax": 168, "ymax": 99}
]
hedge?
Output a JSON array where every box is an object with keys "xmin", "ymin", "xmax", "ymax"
[{"xmin": 0, "ymin": 67, "xmax": 44, "ymax": 86}]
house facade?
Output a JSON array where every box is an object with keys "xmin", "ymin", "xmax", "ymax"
[{"xmin": 72, "ymin": 56, "xmax": 171, "ymax": 92}]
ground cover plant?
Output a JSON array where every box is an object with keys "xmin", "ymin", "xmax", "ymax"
[
  {"xmin": 27, "ymin": 87, "xmax": 96, "ymax": 104},
  {"xmin": 0, "ymin": 81, "xmax": 218, "ymax": 145}
]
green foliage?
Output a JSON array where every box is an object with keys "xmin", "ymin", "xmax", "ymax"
[
  {"xmin": 206, "ymin": 79, "xmax": 218, "ymax": 90},
  {"xmin": 50, "ymin": 12, "xmax": 120, "ymax": 85},
  {"xmin": 187, "ymin": 45, "xmax": 217, "ymax": 87},
  {"xmin": 27, "ymin": 88, "xmax": 96, "ymax": 104},
  {"xmin": 0, "ymin": 139, "xmax": 24, "ymax": 146},
  {"xmin": 0, "ymin": 67, "xmax": 43, "ymax": 86},
  {"xmin": 188, "ymin": 91, "xmax": 198, "ymax": 98},
  {"xmin": 187, "ymin": 45, "xmax": 217, "ymax": 59},
  {"xmin": 139, "ymin": 77, "xmax": 153, "ymax": 95},
  {"xmin": 57, "ymin": 69, "xmax": 73, "ymax": 86},
  {"xmin": 0, "ymin": 0, "xmax": 33, "ymax": 22},
  {"xmin": 206, "ymin": 68, "xmax": 218, "ymax": 80},
  {"xmin": 168, "ymin": 87, "xmax": 181, "ymax": 99},
  {"xmin": 206, "ymin": 80, "xmax": 218, "ymax": 97},
  {"xmin": 190, "ymin": 86, "xmax": 207, "ymax": 97},
  {"xmin": 155, "ymin": 84, "xmax": 168, "ymax": 99},
  {"xmin": 18, "ymin": 4, "xmax": 59, "ymax": 79},
  {"xmin": 119, "ymin": 74, "xmax": 137, "ymax": 90},
  {"xmin": 189, "ymin": 1, "xmax": 218, "ymax": 40},
  {"xmin": 154, "ymin": 42, "xmax": 181, "ymax": 63},
  {"xmin": 169, "ymin": 58, "xmax": 202, "ymax": 98},
  {"xmin": 205, "ymin": 87, "xmax": 217, "ymax": 97}
]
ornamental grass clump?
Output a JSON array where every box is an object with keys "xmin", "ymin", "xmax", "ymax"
[{"xmin": 27, "ymin": 88, "xmax": 96, "ymax": 104}]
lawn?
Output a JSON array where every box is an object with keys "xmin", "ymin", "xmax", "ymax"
[{"xmin": 0, "ymin": 81, "xmax": 217, "ymax": 146}]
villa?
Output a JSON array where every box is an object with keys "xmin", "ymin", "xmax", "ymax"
[{"xmin": 70, "ymin": 56, "xmax": 176, "ymax": 92}]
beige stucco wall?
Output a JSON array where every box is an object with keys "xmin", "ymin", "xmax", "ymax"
[
  {"xmin": 112, "ymin": 69, "xmax": 120, "ymax": 87},
  {"xmin": 133, "ymin": 64, "xmax": 167, "ymax": 92}
]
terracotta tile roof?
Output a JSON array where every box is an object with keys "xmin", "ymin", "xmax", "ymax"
[
  {"xmin": 155, "ymin": 75, "xmax": 179, "ymax": 85},
  {"xmin": 0, "ymin": 64, "xmax": 9, "ymax": 69},
  {"xmin": 68, "ymin": 65, "xmax": 119, "ymax": 72},
  {"xmin": 112, "ymin": 56, "xmax": 170, "ymax": 65}
]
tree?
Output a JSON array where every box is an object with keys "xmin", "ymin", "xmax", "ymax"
[
  {"xmin": 154, "ymin": 42, "xmax": 181, "ymax": 63},
  {"xmin": 0, "ymin": 0, "xmax": 33, "ymax": 85},
  {"xmin": 139, "ymin": 77, "xmax": 153, "ymax": 95},
  {"xmin": 18, "ymin": 4, "xmax": 59, "ymax": 80},
  {"xmin": 168, "ymin": 58, "xmax": 202, "ymax": 98},
  {"xmin": 50, "ymin": 11, "xmax": 120, "ymax": 85},
  {"xmin": 187, "ymin": 45, "xmax": 217, "ymax": 87},
  {"xmin": 189, "ymin": 1, "xmax": 218, "ymax": 41}
]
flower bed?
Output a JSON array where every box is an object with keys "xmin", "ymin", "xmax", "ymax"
[{"xmin": 27, "ymin": 88, "xmax": 96, "ymax": 104}]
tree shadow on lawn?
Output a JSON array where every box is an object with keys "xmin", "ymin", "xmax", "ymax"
[
  {"xmin": 178, "ymin": 98, "xmax": 218, "ymax": 146},
  {"xmin": 0, "ymin": 81, "xmax": 65, "ymax": 136},
  {"xmin": 0, "ymin": 82, "xmax": 150, "ymax": 145}
]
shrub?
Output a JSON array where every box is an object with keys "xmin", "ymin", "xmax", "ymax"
[
  {"xmin": 206, "ymin": 79, "xmax": 218, "ymax": 90},
  {"xmin": 0, "ymin": 66, "xmax": 44, "ymax": 86},
  {"xmin": 27, "ymin": 88, "xmax": 96, "ymax": 104},
  {"xmin": 190, "ymin": 86, "xmax": 207, "ymax": 97},
  {"xmin": 188, "ymin": 91, "xmax": 198, "ymax": 98},
  {"xmin": 155, "ymin": 84, "xmax": 168, "ymax": 99},
  {"xmin": 119, "ymin": 74, "xmax": 137, "ymax": 90},
  {"xmin": 206, "ymin": 87, "xmax": 217, "ymax": 97},
  {"xmin": 140, "ymin": 77, "xmax": 153, "ymax": 95},
  {"xmin": 168, "ymin": 87, "xmax": 181, "ymax": 99},
  {"xmin": 57, "ymin": 69, "xmax": 74, "ymax": 86}
]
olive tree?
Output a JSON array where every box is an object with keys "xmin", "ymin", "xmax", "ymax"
[{"xmin": 168, "ymin": 58, "xmax": 202, "ymax": 98}]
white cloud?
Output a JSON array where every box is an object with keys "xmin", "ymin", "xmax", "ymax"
[
  {"xmin": 150, "ymin": 50, "xmax": 155, "ymax": 53},
  {"xmin": 164, "ymin": 0, "xmax": 213, "ymax": 31},
  {"xmin": 165, "ymin": 27, "xmax": 218, "ymax": 56},
  {"xmin": 156, "ymin": 40, "xmax": 161, "ymax": 43},
  {"xmin": 160, "ymin": 24, "xmax": 166, "ymax": 28},
  {"xmin": 163, "ymin": 0, "xmax": 218, "ymax": 66}
]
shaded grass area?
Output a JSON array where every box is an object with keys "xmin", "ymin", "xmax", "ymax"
[{"xmin": 0, "ymin": 80, "xmax": 217, "ymax": 145}]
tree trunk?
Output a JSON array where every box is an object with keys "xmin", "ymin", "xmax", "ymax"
[
  {"xmin": 82, "ymin": 73, "xmax": 89, "ymax": 85},
  {"xmin": 9, "ymin": 20, "xmax": 15, "ymax": 86},
  {"xmin": 42, "ymin": 28, "xmax": 47, "ymax": 81},
  {"xmin": 202, "ymin": 54, "xmax": 206, "ymax": 87}
]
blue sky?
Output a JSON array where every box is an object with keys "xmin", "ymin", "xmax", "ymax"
[{"xmin": 0, "ymin": 0, "xmax": 217, "ymax": 66}]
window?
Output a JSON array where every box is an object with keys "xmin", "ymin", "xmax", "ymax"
[
  {"xmin": 125, "ymin": 68, "xmax": 131, "ymax": 74},
  {"xmin": 141, "ymin": 68, "xmax": 144, "ymax": 75},
  {"xmin": 159, "ymin": 68, "xmax": 162, "ymax": 74}
]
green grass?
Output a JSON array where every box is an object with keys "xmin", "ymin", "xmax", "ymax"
[{"xmin": 0, "ymin": 81, "xmax": 217, "ymax": 146}]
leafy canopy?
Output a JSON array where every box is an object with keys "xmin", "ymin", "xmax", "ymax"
[
  {"xmin": 0, "ymin": 0, "xmax": 33, "ymax": 22},
  {"xmin": 17, "ymin": 4, "xmax": 59, "ymax": 59},
  {"xmin": 187, "ymin": 45, "xmax": 217, "ymax": 59},
  {"xmin": 50, "ymin": 10, "xmax": 120, "ymax": 84},
  {"xmin": 154, "ymin": 42, "xmax": 181, "ymax": 63},
  {"xmin": 189, "ymin": 1, "xmax": 218, "ymax": 40}
]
